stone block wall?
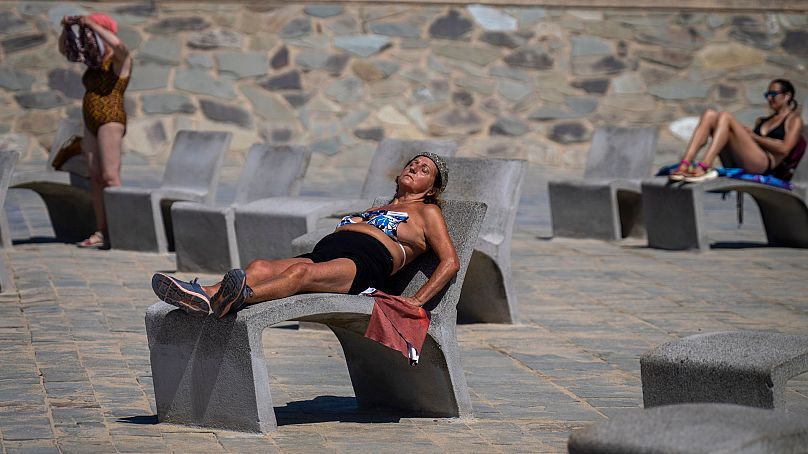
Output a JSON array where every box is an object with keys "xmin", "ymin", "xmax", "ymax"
[{"xmin": 1, "ymin": 2, "xmax": 806, "ymax": 171}]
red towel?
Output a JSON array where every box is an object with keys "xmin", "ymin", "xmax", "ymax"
[{"xmin": 364, "ymin": 290, "xmax": 431, "ymax": 365}]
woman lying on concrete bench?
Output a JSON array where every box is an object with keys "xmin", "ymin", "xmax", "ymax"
[
  {"xmin": 670, "ymin": 78, "xmax": 804, "ymax": 183},
  {"xmin": 151, "ymin": 152, "xmax": 460, "ymax": 318}
]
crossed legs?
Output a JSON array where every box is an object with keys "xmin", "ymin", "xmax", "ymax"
[{"xmin": 677, "ymin": 109, "xmax": 770, "ymax": 177}]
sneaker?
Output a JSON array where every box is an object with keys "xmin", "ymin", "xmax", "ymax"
[
  {"xmin": 210, "ymin": 268, "xmax": 253, "ymax": 319},
  {"xmin": 151, "ymin": 273, "xmax": 212, "ymax": 316},
  {"xmin": 683, "ymin": 168, "xmax": 719, "ymax": 183}
]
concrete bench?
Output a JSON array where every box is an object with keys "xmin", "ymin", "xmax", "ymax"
[
  {"xmin": 104, "ymin": 130, "xmax": 232, "ymax": 253},
  {"xmin": 640, "ymin": 331, "xmax": 808, "ymax": 409},
  {"xmin": 292, "ymin": 157, "xmax": 526, "ymax": 324},
  {"xmin": 0, "ymin": 149, "xmax": 20, "ymax": 293},
  {"xmin": 6, "ymin": 118, "xmax": 96, "ymax": 243},
  {"xmin": 146, "ymin": 199, "xmax": 485, "ymax": 432},
  {"xmin": 172, "ymin": 144, "xmax": 312, "ymax": 273},
  {"xmin": 642, "ymin": 142, "xmax": 808, "ymax": 251},
  {"xmin": 234, "ymin": 138, "xmax": 456, "ymax": 266},
  {"xmin": 549, "ymin": 126, "xmax": 658, "ymax": 241},
  {"xmin": 568, "ymin": 403, "xmax": 808, "ymax": 453}
]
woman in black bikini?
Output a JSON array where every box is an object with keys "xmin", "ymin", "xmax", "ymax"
[
  {"xmin": 152, "ymin": 153, "xmax": 460, "ymax": 318},
  {"xmin": 670, "ymin": 79, "xmax": 804, "ymax": 182}
]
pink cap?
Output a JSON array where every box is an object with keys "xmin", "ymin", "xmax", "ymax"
[{"xmin": 88, "ymin": 13, "xmax": 117, "ymax": 34}]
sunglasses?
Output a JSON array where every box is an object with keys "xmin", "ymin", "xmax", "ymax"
[{"xmin": 764, "ymin": 90, "xmax": 784, "ymax": 99}]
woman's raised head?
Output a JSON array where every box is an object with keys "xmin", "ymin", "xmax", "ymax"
[
  {"xmin": 395, "ymin": 153, "xmax": 450, "ymax": 204},
  {"xmin": 767, "ymin": 79, "xmax": 798, "ymax": 111}
]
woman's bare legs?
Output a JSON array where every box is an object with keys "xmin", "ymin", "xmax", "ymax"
[
  {"xmin": 85, "ymin": 122, "xmax": 123, "ymax": 238},
  {"xmin": 201, "ymin": 257, "xmax": 356, "ymax": 303},
  {"xmin": 682, "ymin": 109, "xmax": 719, "ymax": 163},
  {"xmin": 691, "ymin": 112, "xmax": 769, "ymax": 175}
]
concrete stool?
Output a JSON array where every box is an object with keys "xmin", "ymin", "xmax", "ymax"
[
  {"xmin": 641, "ymin": 331, "xmax": 808, "ymax": 409},
  {"xmin": 568, "ymin": 403, "xmax": 808, "ymax": 454}
]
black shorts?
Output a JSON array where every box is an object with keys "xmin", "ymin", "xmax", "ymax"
[{"xmin": 297, "ymin": 230, "xmax": 393, "ymax": 294}]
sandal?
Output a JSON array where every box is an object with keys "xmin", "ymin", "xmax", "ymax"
[
  {"xmin": 668, "ymin": 160, "xmax": 691, "ymax": 181},
  {"xmin": 77, "ymin": 231, "xmax": 107, "ymax": 249},
  {"xmin": 683, "ymin": 162, "xmax": 719, "ymax": 183}
]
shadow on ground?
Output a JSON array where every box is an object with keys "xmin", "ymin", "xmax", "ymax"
[{"xmin": 275, "ymin": 396, "xmax": 403, "ymax": 426}]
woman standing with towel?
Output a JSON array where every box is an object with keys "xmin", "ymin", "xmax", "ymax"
[{"xmin": 58, "ymin": 13, "xmax": 132, "ymax": 248}]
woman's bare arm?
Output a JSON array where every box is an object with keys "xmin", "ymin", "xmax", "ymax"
[
  {"xmin": 81, "ymin": 16, "xmax": 131, "ymax": 74},
  {"xmin": 401, "ymin": 205, "xmax": 460, "ymax": 307},
  {"xmin": 752, "ymin": 114, "xmax": 804, "ymax": 158}
]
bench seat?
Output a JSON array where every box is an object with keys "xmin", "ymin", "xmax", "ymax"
[
  {"xmin": 641, "ymin": 331, "xmax": 808, "ymax": 409},
  {"xmin": 568, "ymin": 403, "xmax": 808, "ymax": 454}
]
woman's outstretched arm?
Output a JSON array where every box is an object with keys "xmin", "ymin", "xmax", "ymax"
[{"xmin": 401, "ymin": 205, "xmax": 460, "ymax": 307}]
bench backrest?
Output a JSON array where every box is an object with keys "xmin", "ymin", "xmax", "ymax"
[
  {"xmin": 161, "ymin": 130, "xmax": 232, "ymax": 203},
  {"xmin": 379, "ymin": 198, "xmax": 486, "ymax": 325},
  {"xmin": 583, "ymin": 126, "xmax": 659, "ymax": 179},
  {"xmin": 233, "ymin": 144, "xmax": 312, "ymax": 205},
  {"xmin": 443, "ymin": 157, "xmax": 526, "ymax": 242},
  {"xmin": 361, "ymin": 139, "xmax": 457, "ymax": 199}
]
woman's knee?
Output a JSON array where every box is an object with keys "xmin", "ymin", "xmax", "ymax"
[
  {"xmin": 701, "ymin": 108, "xmax": 719, "ymax": 126},
  {"xmin": 717, "ymin": 111, "xmax": 735, "ymax": 124}
]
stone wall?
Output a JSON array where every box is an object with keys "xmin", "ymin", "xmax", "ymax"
[{"xmin": 1, "ymin": 2, "xmax": 806, "ymax": 170}]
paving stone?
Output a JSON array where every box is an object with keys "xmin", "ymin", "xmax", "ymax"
[
  {"xmin": 174, "ymin": 68, "xmax": 237, "ymax": 99},
  {"xmin": 429, "ymin": 9, "xmax": 472, "ymax": 40},
  {"xmin": 371, "ymin": 22, "xmax": 421, "ymax": 38},
  {"xmin": 548, "ymin": 121, "xmax": 590, "ymax": 144},
  {"xmin": 433, "ymin": 42, "xmax": 502, "ymax": 66},
  {"xmin": 490, "ymin": 117, "xmax": 529, "ymax": 136},
  {"xmin": 141, "ymin": 93, "xmax": 196, "ymax": 115},
  {"xmin": 145, "ymin": 16, "xmax": 210, "ymax": 34},
  {"xmin": 1, "ymin": 33, "xmax": 46, "ymax": 53},
  {"xmin": 781, "ymin": 30, "xmax": 808, "ymax": 58},
  {"xmin": 14, "ymin": 91, "xmax": 68, "ymax": 109},
  {"xmin": 571, "ymin": 78, "xmax": 610, "ymax": 94},
  {"xmin": 46, "ymin": 69, "xmax": 83, "ymax": 100},
  {"xmin": 0, "ymin": 68, "xmax": 35, "ymax": 91},
  {"xmin": 242, "ymin": 85, "xmax": 296, "ymax": 121},
  {"xmin": 217, "ymin": 51, "xmax": 269, "ymax": 79},
  {"xmin": 138, "ymin": 37, "xmax": 181, "ymax": 65},
  {"xmin": 504, "ymin": 46, "xmax": 554, "ymax": 70},
  {"xmin": 467, "ymin": 5, "xmax": 517, "ymax": 31},
  {"xmin": 324, "ymin": 77, "xmax": 363, "ymax": 103},
  {"xmin": 636, "ymin": 25, "xmax": 705, "ymax": 50},
  {"xmin": 185, "ymin": 54, "xmax": 213, "ymax": 69},
  {"xmin": 649, "ymin": 79, "xmax": 710, "ymax": 100},
  {"xmin": 304, "ymin": 5, "xmax": 343, "ymax": 18},
  {"xmin": 572, "ymin": 55, "xmax": 628, "ymax": 76},
  {"xmin": 187, "ymin": 29, "xmax": 242, "ymax": 50},
  {"xmin": 635, "ymin": 47, "xmax": 693, "ymax": 69},
  {"xmin": 280, "ymin": 17, "xmax": 312, "ymax": 38},
  {"xmin": 269, "ymin": 45, "xmax": 289, "ymax": 70},
  {"xmin": 571, "ymin": 35, "xmax": 612, "ymax": 57},
  {"xmin": 334, "ymin": 34, "xmax": 391, "ymax": 58},
  {"xmin": 480, "ymin": 31, "xmax": 529, "ymax": 49},
  {"xmin": 729, "ymin": 15, "xmax": 774, "ymax": 49},
  {"xmin": 199, "ymin": 99, "xmax": 252, "ymax": 128},
  {"xmin": 260, "ymin": 70, "xmax": 301, "ymax": 91},
  {"xmin": 126, "ymin": 64, "xmax": 169, "ymax": 91},
  {"xmin": 497, "ymin": 79, "xmax": 532, "ymax": 102}
]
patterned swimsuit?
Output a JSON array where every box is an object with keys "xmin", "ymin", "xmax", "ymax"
[
  {"xmin": 337, "ymin": 210, "xmax": 410, "ymax": 264},
  {"xmin": 82, "ymin": 59, "xmax": 129, "ymax": 135}
]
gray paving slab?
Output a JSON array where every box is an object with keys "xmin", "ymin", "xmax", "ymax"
[{"xmin": 0, "ymin": 162, "xmax": 807, "ymax": 451}]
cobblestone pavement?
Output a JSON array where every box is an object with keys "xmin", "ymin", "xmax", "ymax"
[{"xmin": 2, "ymin": 163, "xmax": 808, "ymax": 453}]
